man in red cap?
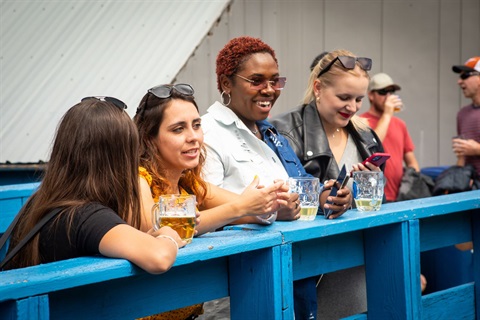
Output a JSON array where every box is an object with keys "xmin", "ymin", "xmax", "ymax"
[
  {"xmin": 451, "ymin": 56, "xmax": 480, "ymax": 175},
  {"xmin": 360, "ymin": 73, "xmax": 420, "ymax": 202}
]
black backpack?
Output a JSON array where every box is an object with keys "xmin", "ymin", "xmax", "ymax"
[
  {"xmin": 396, "ymin": 167, "xmax": 435, "ymax": 201},
  {"xmin": 432, "ymin": 164, "xmax": 480, "ymax": 196}
]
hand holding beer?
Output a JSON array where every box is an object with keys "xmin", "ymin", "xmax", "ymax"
[
  {"xmin": 288, "ymin": 177, "xmax": 321, "ymax": 221},
  {"xmin": 385, "ymin": 94, "xmax": 404, "ymax": 113},
  {"xmin": 152, "ymin": 194, "xmax": 197, "ymax": 244}
]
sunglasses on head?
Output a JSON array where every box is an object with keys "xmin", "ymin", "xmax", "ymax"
[
  {"xmin": 81, "ymin": 96, "xmax": 127, "ymax": 111},
  {"xmin": 374, "ymin": 88, "xmax": 396, "ymax": 96},
  {"xmin": 460, "ymin": 71, "xmax": 480, "ymax": 80},
  {"xmin": 317, "ymin": 56, "xmax": 372, "ymax": 78},
  {"xmin": 148, "ymin": 83, "xmax": 194, "ymax": 99},
  {"xmin": 136, "ymin": 83, "xmax": 195, "ymax": 116},
  {"xmin": 234, "ymin": 74, "xmax": 287, "ymax": 91}
]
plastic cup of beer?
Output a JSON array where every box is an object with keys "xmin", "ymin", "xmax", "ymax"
[
  {"xmin": 288, "ymin": 177, "xmax": 320, "ymax": 221},
  {"xmin": 152, "ymin": 194, "xmax": 196, "ymax": 243},
  {"xmin": 352, "ymin": 171, "xmax": 384, "ymax": 211},
  {"xmin": 393, "ymin": 95, "xmax": 405, "ymax": 113}
]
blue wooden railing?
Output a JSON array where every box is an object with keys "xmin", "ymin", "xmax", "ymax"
[{"xmin": 0, "ymin": 183, "xmax": 478, "ymax": 319}]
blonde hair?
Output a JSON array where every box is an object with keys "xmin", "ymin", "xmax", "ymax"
[{"xmin": 303, "ymin": 49, "xmax": 371, "ymax": 131}]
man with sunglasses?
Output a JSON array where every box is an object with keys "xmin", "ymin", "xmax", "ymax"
[
  {"xmin": 360, "ymin": 73, "xmax": 420, "ymax": 202},
  {"xmin": 451, "ymin": 56, "xmax": 480, "ymax": 176}
]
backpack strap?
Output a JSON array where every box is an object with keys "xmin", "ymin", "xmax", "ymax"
[{"xmin": 0, "ymin": 208, "xmax": 63, "ymax": 270}]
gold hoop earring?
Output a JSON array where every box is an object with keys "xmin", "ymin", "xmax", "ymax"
[{"xmin": 221, "ymin": 91, "xmax": 231, "ymax": 107}]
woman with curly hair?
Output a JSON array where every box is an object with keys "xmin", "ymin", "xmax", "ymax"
[
  {"xmin": 133, "ymin": 83, "xmax": 287, "ymax": 320},
  {"xmin": 201, "ymin": 36, "xmax": 352, "ymax": 320},
  {"xmin": 134, "ymin": 83, "xmax": 285, "ymax": 234}
]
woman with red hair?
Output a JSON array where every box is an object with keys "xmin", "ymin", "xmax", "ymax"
[{"xmin": 202, "ymin": 36, "xmax": 352, "ymax": 320}]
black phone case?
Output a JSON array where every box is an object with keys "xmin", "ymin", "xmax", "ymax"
[{"xmin": 324, "ymin": 164, "xmax": 347, "ymax": 218}]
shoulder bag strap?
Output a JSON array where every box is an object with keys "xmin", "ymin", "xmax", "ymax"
[{"xmin": 0, "ymin": 207, "xmax": 63, "ymax": 270}]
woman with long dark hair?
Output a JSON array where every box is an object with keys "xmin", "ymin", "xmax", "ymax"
[{"xmin": 4, "ymin": 97, "xmax": 184, "ymax": 273}]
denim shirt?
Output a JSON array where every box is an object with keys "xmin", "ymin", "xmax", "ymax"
[{"xmin": 257, "ymin": 120, "xmax": 313, "ymax": 179}]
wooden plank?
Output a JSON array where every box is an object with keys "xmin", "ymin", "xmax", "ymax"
[
  {"xmin": 0, "ymin": 198, "xmax": 23, "ymax": 234},
  {"xmin": 229, "ymin": 246, "xmax": 284, "ymax": 320},
  {"xmin": 48, "ymin": 259, "xmax": 228, "ymax": 319},
  {"xmin": 407, "ymin": 220, "xmax": 422, "ymax": 319},
  {"xmin": 341, "ymin": 314, "xmax": 367, "ymax": 320},
  {"xmin": 0, "ymin": 183, "xmax": 38, "ymax": 233},
  {"xmin": 291, "ymin": 231, "xmax": 364, "ymax": 280},
  {"xmin": 226, "ymin": 191, "xmax": 480, "ymax": 242},
  {"xmin": 280, "ymin": 243, "xmax": 294, "ymax": 319},
  {"xmin": 422, "ymin": 283, "xmax": 475, "ymax": 320},
  {"xmin": 420, "ymin": 211, "xmax": 473, "ymax": 251},
  {"xmin": 0, "ymin": 183, "xmax": 39, "ymax": 200},
  {"xmin": 364, "ymin": 222, "xmax": 412, "ymax": 319},
  {"xmin": 0, "ymin": 230, "xmax": 283, "ymax": 301},
  {"xmin": 473, "ymin": 212, "xmax": 480, "ymax": 320},
  {"xmin": 0, "ymin": 296, "xmax": 50, "ymax": 320}
]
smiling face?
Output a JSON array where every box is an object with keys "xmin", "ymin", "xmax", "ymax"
[
  {"xmin": 314, "ymin": 66, "xmax": 369, "ymax": 129},
  {"xmin": 155, "ymin": 99, "xmax": 203, "ymax": 180},
  {"xmin": 221, "ymin": 52, "xmax": 281, "ymax": 128}
]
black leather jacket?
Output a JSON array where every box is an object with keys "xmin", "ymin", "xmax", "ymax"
[{"xmin": 271, "ymin": 101, "xmax": 385, "ymax": 182}]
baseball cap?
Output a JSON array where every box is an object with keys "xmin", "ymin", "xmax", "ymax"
[
  {"xmin": 452, "ymin": 56, "xmax": 480, "ymax": 73},
  {"xmin": 368, "ymin": 73, "xmax": 401, "ymax": 91}
]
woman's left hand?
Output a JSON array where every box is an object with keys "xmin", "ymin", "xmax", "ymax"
[
  {"xmin": 321, "ymin": 179, "xmax": 352, "ymax": 219},
  {"xmin": 275, "ymin": 190, "xmax": 301, "ymax": 221},
  {"xmin": 351, "ymin": 161, "xmax": 381, "ymax": 173}
]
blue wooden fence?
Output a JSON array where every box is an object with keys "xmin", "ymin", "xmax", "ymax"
[{"xmin": 0, "ymin": 183, "xmax": 478, "ymax": 319}]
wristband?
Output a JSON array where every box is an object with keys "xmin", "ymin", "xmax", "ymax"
[{"xmin": 156, "ymin": 235, "xmax": 179, "ymax": 251}]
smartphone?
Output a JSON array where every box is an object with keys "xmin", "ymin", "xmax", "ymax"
[
  {"xmin": 324, "ymin": 164, "xmax": 348, "ymax": 219},
  {"xmin": 362, "ymin": 152, "xmax": 391, "ymax": 167}
]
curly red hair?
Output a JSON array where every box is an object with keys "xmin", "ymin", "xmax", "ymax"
[{"xmin": 215, "ymin": 36, "xmax": 278, "ymax": 93}]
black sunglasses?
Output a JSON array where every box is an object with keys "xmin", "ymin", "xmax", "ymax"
[
  {"xmin": 460, "ymin": 72, "xmax": 480, "ymax": 80},
  {"xmin": 137, "ymin": 83, "xmax": 195, "ymax": 115},
  {"xmin": 81, "ymin": 96, "xmax": 127, "ymax": 111},
  {"xmin": 148, "ymin": 83, "xmax": 194, "ymax": 99},
  {"xmin": 374, "ymin": 88, "xmax": 396, "ymax": 96},
  {"xmin": 317, "ymin": 56, "xmax": 372, "ymax": 78}
]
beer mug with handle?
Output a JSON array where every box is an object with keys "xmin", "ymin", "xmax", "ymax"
[{"xmin": 152, "ymin": 194, "xmax": 196, "ymax": 243}]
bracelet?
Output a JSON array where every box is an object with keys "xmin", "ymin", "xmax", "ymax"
[{"xmin": 156, "ymin": 235, "xmax": 179, "ymax": 251}]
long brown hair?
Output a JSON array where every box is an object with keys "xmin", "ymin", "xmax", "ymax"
[
  {"xmin": 133, "ymin": 88, "xmax": 208, "ymax": 204},
  {"xmin": 6, "ymin": 99, "xmax": 141, "ymax": 269}
]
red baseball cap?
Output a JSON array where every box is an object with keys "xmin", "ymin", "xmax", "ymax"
[{"xmin": 452, "ymin": 56, "xmax": 480, "ymax": 73}]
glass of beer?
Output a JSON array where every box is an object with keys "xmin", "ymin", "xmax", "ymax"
[
  {"xmin": 352, "ymin": 171, "xmax": 384, "ymax": 211},
  {"xmin": 152, "ymin": 194, "xmax": 196, "ymax": 243},
  {"xmin": 288, "ymin": 177, "xmax": 320, "ymax": 221}
]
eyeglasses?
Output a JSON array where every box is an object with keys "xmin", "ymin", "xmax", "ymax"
[
  {"xmin": 374, "ymin": 88, "xmax": 396, "ymax": 96},
  {"xmin": 317, "ymin": 56, "xmax": 372, "ymax": 78},
  {"xmin": 81, "ymin": 96, "xmax": 127, "ymax": 111},
  {"xmin": 460, "ymin": 72, "xmax": 480, "ymax": 80},
  {"xmin": 148, "ymin": 83, "xmax": 194, "ymax": 98},
  {"xmin": 234, "ymin": 74, "xmax": 287, "ymax": 91}
]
